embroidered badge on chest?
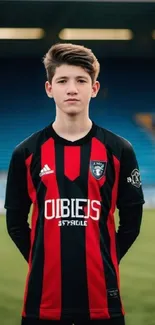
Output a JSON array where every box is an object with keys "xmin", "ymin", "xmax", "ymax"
[{"xmin": 90, "ymin": 161, "xmax": 107, "ymax": 180}]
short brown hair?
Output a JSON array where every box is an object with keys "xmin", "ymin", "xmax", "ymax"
[{"xmin": 43, "ymin": 43, "xmax": 100, "ymax": 84}]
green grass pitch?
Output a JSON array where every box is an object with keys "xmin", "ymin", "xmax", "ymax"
[{"xmin": 0, "ymin": 209, "xmax": 154, "ymax": 325}]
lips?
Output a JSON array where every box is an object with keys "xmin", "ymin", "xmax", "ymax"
[{"xmin": 65, "ymin": 98, "xmax": 79, "ymax": 102}]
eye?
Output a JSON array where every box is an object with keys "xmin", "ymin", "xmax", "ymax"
[
  {"xmin": 58, "ymin": 80, "xmax": 67, "ymax": 83},
  {"xmin": 78, "ymin": 79, "xmax": 86, "ymax": 83}
]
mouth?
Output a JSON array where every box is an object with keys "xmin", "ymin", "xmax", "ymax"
[{"xmin": 65, "ymin": 99, "xmax": 80, "ymax": 102}]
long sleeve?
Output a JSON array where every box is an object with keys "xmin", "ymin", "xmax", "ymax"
[
  {"xmin": 116, "ymin": 204, "xmax": 143, "ymax": 262},
  {"xmin": 116, "ymin": 140, "xmax": 145, "ymax": 262},
  {"xmin": 6, "ymin": 209, "xmax": 31, "ymax": 262},
  {"xmin": 4, "ymin": 146, "xmax": 32, "ymax": 261}
]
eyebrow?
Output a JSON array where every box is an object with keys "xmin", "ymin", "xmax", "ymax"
[{"xmin": 55, "ymin": 76, "xmax": 89, "ymax": 81}]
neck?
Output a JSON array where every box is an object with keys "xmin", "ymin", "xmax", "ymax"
[{"xmin": 52, "ymin": 110, "xmax": 92, "ymax": 141}]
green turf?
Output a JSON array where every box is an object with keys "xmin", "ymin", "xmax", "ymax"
[{"xmin": 0, "ymin": 210, "xmax": 154, "ymax": 325}]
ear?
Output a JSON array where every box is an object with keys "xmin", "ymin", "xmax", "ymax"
[
  {"xmin": 91, "ymin": 81, "xmax": 100, "ymax": 98},
  {"xmin": 45, "ymin": 81, "xmax": 53, "ymax": 98}
]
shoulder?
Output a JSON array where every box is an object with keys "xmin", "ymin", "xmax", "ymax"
[
  {"xmin": 11, "ymin": 124, "xmax": 50, "ymax": 160},
  {"xmin": 95, "ymin": 124, "xmax": 133, "ymax": 156}
]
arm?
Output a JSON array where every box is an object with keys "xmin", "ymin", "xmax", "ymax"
[
  {"xmin": 4, "ymin": 147, "xmax": 31, "ymax": 262},
  {"xmin": 6, "ymin": 209, "xmax": 31, "ymax": 262},
  {"xmin": 116, "ymin": 204, "xmax": 143, "ymax": 262},
  {"xmin": 116, "ymin": 141, "xmax": 145, "ymax": 262}
]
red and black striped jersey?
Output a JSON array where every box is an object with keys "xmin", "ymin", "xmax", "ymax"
[{"xmin": 4, "ymin": 122, "xmax": 144, "ymax": 321}]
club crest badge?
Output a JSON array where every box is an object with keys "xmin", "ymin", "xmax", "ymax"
[{"xmin": 90, "ymin": 161, "xmax": 107, "ymax": 180}]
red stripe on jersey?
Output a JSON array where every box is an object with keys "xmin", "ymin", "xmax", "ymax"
[
  {"xmin": 22, "ymin": 154, "xmax": 39, "ymax": 317},
  {"xmin": 107, "ymin": 155, "xmax": 125, "ymax": 315},
  {"xmin": 40, "ymin": 138, "xmax": 61, "ymax": 320},
  {"xmin": 86, "ymin": 138, "xmax": 110, "ymax": 319},
  {"xmin": 64, "ymin": 146, "xmax": 80, "ymax": 181}
]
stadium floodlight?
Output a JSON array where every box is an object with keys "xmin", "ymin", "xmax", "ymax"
[
  {"xmin": 59, "ymin": 28, "xmax": 133, "ymax": 41},
  {"xmin": 0, "ymin": 28, "xmax": 45, "ymax": 39},
  {"xmin": 152, "ymin": 30, "xmax": 155, "ymax": 39}
]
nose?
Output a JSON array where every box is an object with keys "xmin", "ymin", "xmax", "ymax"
[{"xmin": 66, "ymin": 81, "xmax": 78, "ymax": 95}]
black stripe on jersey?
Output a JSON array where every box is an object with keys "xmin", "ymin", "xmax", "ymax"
[
  {"xmin": 55, "ymin": 142, "xmax": 91, "ymax": 320},
  {"xmin": 99, "ymin": 148, "xmax": 122, "ymax": 316},
  {"xmin": 25, "ymin": 148, "xmax": 46, "ymax": 317}
]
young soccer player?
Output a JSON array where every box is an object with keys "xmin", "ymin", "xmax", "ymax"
[{"xmin": 5, "ymin": 43, "xmax": 144, "ymax": 325}]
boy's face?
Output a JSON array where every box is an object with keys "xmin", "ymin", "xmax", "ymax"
[{"xmin": 45, "ymin": 64, "xmax": 100, "ymax": 116}]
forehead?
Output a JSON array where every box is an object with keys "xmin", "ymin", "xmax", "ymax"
[{"xmin": 53, "ymin": 64, "xmax": 90, "ymax": 79}]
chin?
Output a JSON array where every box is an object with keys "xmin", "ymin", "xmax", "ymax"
[
  {"xmin": 64, "ymin": 108, "xmax": 82, "ymax": 116},
  {"xmin": 67, "ymin": 111, "xmax": 80, "ymax": 117}
]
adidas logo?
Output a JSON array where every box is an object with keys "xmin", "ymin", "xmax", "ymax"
[{"xmin": 39, "ymin": 164, "xmax": 54, "ymax": 177}]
